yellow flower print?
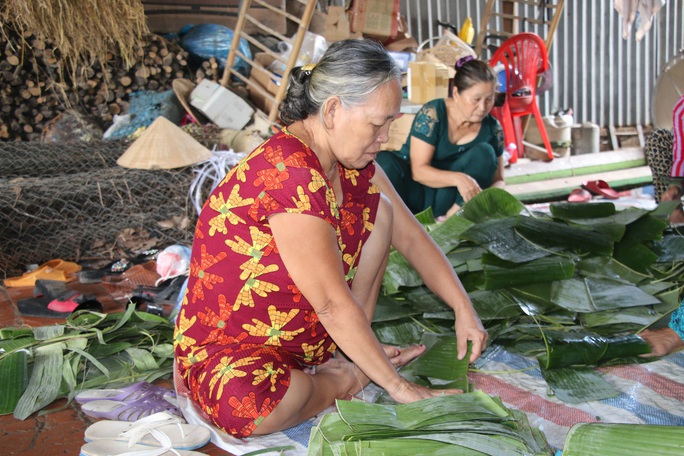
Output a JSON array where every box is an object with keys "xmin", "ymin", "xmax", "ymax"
[
  {"xmin": 252, "ymin": 362, "xmax": 285, "ymax": 392},
  {"xmin": 233, "ymin": 156, "xmax": 252, "ymax": 182},
  {"xmin": 342, "ymin": 240, "xmax": 362, "ymax": 282},
  {"xmin": 361, "ymin": 206, "xmax": 374, "ymax": 233},
  {"xmin": 233, "ymin": 263, "xmax": 280, "ymax": 310},
  {"xmin": 325, "ymin": 186, "xmax": 339, "ymax": 218},
  {"xmin": 225, "ymin": 226, "xmax": 274, "ymax": 278},
  {"xmin": 288, "ymin": 185, "xmax": 312, "ymax": 213},
  {"xmin": 187, "ymin": 347, "xmax": 209, "ymax": 365},
  {"xmin": 174, "ymin": 308, "xmax": 197, "ymax": 351},
  {"xmin": 243, "ymin": 305, "xmax": 304, "ymax": 346},
  {"xmin": 209, "ymin": 355, "xmax": 260, "ymax": 400},
  {"xmin": 301, "ymin": 339, "xmax": 325, "ymax": 363},
  {"xmin": 344, "ymin": 168, "xmax": 360, "ymax": 186},
  {"xmin": 308, "ymin": 170, "xmax": 326, "ymax": 193},
  {"xmin": 207, "ymin": 184, "xmax": 255, "ymax": 235},
  {"xmin": 368, "ymin": 184, "xmax": 380, "ymax": 195}
]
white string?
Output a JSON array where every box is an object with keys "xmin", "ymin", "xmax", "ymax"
[{"xmin": 189, "ymin": 147, "xmax": 248, "ymax": 217}]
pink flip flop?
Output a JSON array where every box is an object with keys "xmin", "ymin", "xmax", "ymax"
[
  {"xmin": 582, "ymin": 180, "xmax": 619, "ymax": 199},
  {"xmin": 568, "ymin": 188, "xmax": 592, "ymax": 203}
]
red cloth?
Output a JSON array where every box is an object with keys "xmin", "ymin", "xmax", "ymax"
[
  {"xmin": 174, "ymin": 128, "xmax": 380, "ymax": 437},
  {"xmin": 671, "ymin": 94, "xmax": 684, "ymax": 178}
]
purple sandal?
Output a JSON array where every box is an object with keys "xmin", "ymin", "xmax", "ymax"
[
  {"xmin": 80, "ymin": 397, "xmax": 182, "ymax": 422},
  {"xmin": 75, "ymin": 381, "xmax": 176, "ymax": 404}
]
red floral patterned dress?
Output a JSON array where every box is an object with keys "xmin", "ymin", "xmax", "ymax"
[{"xmin": 174, "ymin": 128, "xmax": 380, "ymax": 437}]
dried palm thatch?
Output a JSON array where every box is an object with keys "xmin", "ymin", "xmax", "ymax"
[{"xmin": 0, "ymin": 0, "xmax": 148, "ymax": 85}]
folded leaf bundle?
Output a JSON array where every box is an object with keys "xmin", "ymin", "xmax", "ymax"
[{"xmin": 538, "ymin": 333, "xmax": 651, "ymax": 369}]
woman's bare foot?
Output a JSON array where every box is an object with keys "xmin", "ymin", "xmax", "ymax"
[{"xmin": 303, "ymin": 356, "xmax": 370, "ymax": 399}]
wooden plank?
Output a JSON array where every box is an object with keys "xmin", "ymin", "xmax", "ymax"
[
  {"xmin": 506, "ymin": 166, "xmax": 653, "ymax": 202},
  {"xmin": 505, "ymin": 148, "xmax": 646, "ymax": 184}
]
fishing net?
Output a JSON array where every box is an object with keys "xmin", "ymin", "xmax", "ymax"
[{"xmin": 0, "ymin": 140, "xmax": 201, "ymax": 278}]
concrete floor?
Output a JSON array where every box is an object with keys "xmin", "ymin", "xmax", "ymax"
[{"xmin": 0, "ymin": 283, "xmax": 229, "ymax": 456}]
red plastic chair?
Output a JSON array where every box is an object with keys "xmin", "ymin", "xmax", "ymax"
[{"xmin": 489, "ymin": 33, "xmax": 553, "ymax": 163}]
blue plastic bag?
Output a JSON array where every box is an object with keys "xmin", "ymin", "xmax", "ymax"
[{"xmin": 179, "ymin": 23, "xmax": 252, "ymax": 77}]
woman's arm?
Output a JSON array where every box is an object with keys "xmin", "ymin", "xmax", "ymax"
[
  {"xmin": 268, "ymin": 212, "xmax": 463, "ymax": 402},
  {"xmin": 371, "ymin": 166, "xmax": 488, "ymax": 362},
  {"xmin": 410, "ymin": 136, "xmax": 483, "ymax": 201},
  {"xmin": 490, "ymin": 155, "xmax": 506, "ymax": 188}
]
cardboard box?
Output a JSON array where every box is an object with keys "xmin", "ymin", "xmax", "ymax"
[
  {"xmin": 381, "ymin": 113, "xmax": 415, "ymax": 151},
  {"xmin": 190, "ymin": 80, "xmax": 254, "ymax": 130},
  {"xmin": 407, "ymin": 62, "xmax": 449, "ymax": 104},
  {"xmin": 251, "ymin": 53, "xmax": 285, "ymax": 96},
  {"xmin": 350, "ymin": 0, "xmax": 400, "ymax": 38},
  {"xmin": 248, "ymin": 78, "xmax": 279, "ymax": 116}
]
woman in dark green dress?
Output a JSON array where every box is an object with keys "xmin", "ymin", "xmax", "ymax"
[{"xmin": 376, "ymin": 57, "xmax": 505, "ymax": 219}]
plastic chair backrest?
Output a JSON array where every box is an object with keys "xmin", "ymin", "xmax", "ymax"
[{"xmin": 489, "ymin": 33, "xmax": 548, "ymax": 100}]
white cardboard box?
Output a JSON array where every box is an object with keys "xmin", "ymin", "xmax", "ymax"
[{"xmin": 190, "ymin": 80, "xmax": 254, "ymax": 130}]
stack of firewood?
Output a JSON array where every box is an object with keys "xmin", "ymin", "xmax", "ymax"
[{"xmin": 0, "ymin": 28, "xmax": 199, "ymax": 141}]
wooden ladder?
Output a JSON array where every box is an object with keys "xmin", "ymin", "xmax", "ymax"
[
  {"xmin": 474, "ymin": 0, "xmax": 565, "ymax": 57},
  {"xmin": 220, "ymin": 0, "xmax": 318, "ymax": 123}
]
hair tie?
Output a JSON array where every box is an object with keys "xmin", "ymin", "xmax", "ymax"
[
  {"xmin": 456, "ymin": 55, "xmax": 475, "ymax": 68},
  {"xmin": 301, "ymin": 63, "xmax": 316, "ymax": 76}
]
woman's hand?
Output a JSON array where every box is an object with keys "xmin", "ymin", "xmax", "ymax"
[
  {"xmin": 383, "ymin": 344, "xmax": 426, "ymax": 368},
  {"xmin": 639, "ymin": 327, "xmax": 684, "ymax": 357},
  {"xmin": 454, "ymin": 305, "xmax": 488, "ymax": 363},
  {"xmin": 454, "ymin": 172, "xmax": 482, "ymax": 202},
  {"xmin": 388, "ymin": 377, "xmax": 464, "ymax": 404}
]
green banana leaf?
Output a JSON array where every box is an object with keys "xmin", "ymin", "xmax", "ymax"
[
  {"xmin": 458, "ymin": 187, "xmax": 527, "ymax": 223},
  {"xmin": 481, "ymin": 254, "xmax": 575, "ymax": 290},
  {"xmin": 540, "ymin": 365, "xmax": 620, "ymax": 404},
  {"xmin": 538, "ymin": 333, "xmax": 651, "ymax": 369},
  {"xmin": 514, "ymin": 215, "xmax": 614, "ymax": 256},
  {"xmin": 549, "ymin": 201, "xmax": 617, "ymax": 219},
  {"xmin": 461, "ymin": 217, "xmax": 554, "ymax": 263},
  {"xmin": 562, "ymin": 423, "xmax": 684, "ymax": 456},
  {"xmin": 550, "ymin": 277, "xmax": 660, "ymax": 313},
  {"xmin": 653, "ymin": 233, "xmax": 684, "ymax": 262}
]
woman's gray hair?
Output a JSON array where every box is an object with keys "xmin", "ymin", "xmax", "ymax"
[{"xmin": 279, "ymin": 38, "xmax": 402, "ymax": 125}]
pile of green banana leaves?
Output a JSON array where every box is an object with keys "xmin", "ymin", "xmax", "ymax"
[
  {"xmin": 0, "ymin": 305, "xmax": 174, "ymax": 419},
  {"xmin": 375, "ymin": 188, "xmax": 684, "ymax": 403},
  {"xmin": 308, "ymin": 391, "xmax": 553, "ymax": 455}
]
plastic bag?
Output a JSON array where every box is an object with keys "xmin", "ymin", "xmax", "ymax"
[
  {"xmin": 156, "ymin": 244, "xmax": 191, "ymax": 285},
  {"xmin": 179, "ymin": 23, "xmax": 252, "ymax": 77},
  {"xmin": 267, "ymin": 31, "xmax": 328, "ymax": 76}
]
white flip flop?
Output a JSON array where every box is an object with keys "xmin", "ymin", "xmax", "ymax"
[
  {"xmin": 80, "ymin": 439, "xmax": 209, "ymax": 456},
  {"xmin": 84, "ymin": 412, "xmax": 211, "ymax": 451}
]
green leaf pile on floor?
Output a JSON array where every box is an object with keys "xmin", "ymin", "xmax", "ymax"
[
  {"xmin": 376, "ymin": 188, "xmax": 684, "ymax": 403},
  {"xmin": 307, "ymin": 391, "xmax": 553, "ymax": 455},
  {"xmin": 0, "ymin": 304, "xmax": 174, "ymax": 419}
]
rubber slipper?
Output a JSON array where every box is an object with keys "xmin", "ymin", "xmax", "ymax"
[
  {"xmin": 75, "ymin": 382, "xmax": 176, "ymax": 405},
  {"xmin": 581, "ymin": 180, "xmax": 620, "ymax": 199},
  {"xmin": 102, "ymin": 261, "xmax": 161, "ymax": 301},
  {"xmin": 80, "ymin": 440, "xmax": 208, "ymax": 456},
  {"xmin": 80, "ymin": 397, "xmax": 182, "ymax": 422},
  {"xmin": 17, "ymin": 292, "xmax": 103, "ymax": 318},
  {"xmin": 84, "ymin": 412, "xmax": 211, "ymax": 450},
  {"xmin": 567, "ymin": 188, "xmax": 592, "ymax": 203},
  {"xmin": 4, "ymin": 259, "xmax": 82, "ymax": 287},
  {"xmin": 79, "ymin": 250, "xmax": 159, "ymax": 284}
]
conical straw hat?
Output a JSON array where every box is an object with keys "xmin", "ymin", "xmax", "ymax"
[{"xmin": 117, "ymin": 116, "xmax": 212, "ymax": 169}]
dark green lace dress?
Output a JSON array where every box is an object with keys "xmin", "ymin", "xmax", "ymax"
[{"xmin": 377, "ymin": 98, "xmax": 503, "ymax": 217}]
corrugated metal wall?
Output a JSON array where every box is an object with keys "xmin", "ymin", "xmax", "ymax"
[{"xmin": 400, "ymin": 0, "xmax": 684, "ymax": 129}]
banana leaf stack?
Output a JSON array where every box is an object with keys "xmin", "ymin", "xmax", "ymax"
[
  {"xmin": 376, "ymin": 188, "xmax": 684, "ymax": 403},
  {"xmin": 307, "ymin": 391, "xmax": 553, "ymax": 455}
]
